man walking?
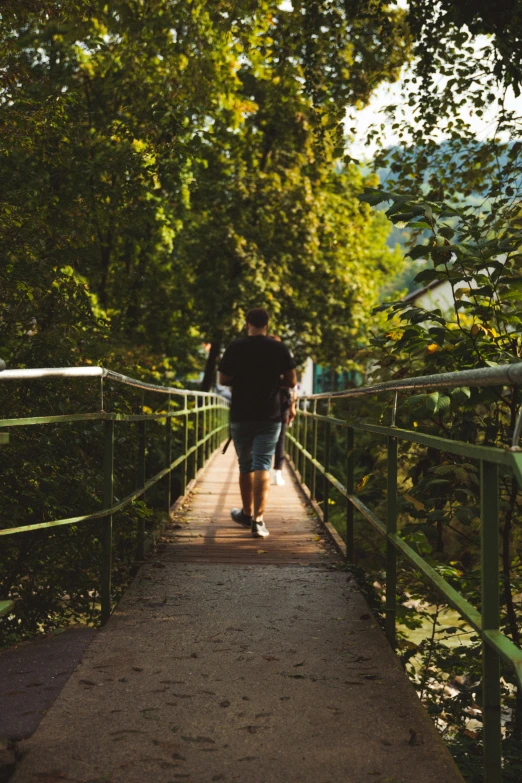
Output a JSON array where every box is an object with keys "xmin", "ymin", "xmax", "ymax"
[{"xmin": 218, "ymin": 308, "xmax": 296, "ymax": 538}]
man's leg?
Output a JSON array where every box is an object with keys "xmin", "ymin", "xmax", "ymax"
[
  {"xmin": 239, "ymin": 472, "xmax": 254, "ymax": 516},
  {"xmin": 250, "ymin": 422, "xmax": 281, "ymax": 537},
  {"xmin": 230, "ymin": 422, "xmax": 255, "ymax": 527},
  {"xmin": 253, "ymin": 470, "xmax": 270, "ymax": 519}
]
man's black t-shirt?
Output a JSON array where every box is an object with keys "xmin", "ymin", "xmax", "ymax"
[{"xmin": 219, "ymin": 335, "xmax": 296, "ymax": 422}]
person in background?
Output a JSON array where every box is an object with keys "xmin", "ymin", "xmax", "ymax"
[
  {"xmin": 268, "ymin": 335, "xmax": 297, "ymax": 486},
  {"xmin": 218, "ymin": 308, "xmax": 297, "ymax": 538}
]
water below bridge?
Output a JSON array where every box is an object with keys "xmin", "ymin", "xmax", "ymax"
[{"xmin": 12, "ymin": 447, "xmax": 463, "ymax": 783}]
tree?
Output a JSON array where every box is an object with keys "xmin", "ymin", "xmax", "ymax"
[
  {"xmin": 0, "ymin": 0, "xmax": 411, "ymax": 641},
  {"xmin": 0, "ymin": 0, "xmax": 245, "ymax": 371},
  {"xmin": 169, "ymin": 0, "xmax": 409, "ymax": 387},
  {"xmin": 1, "ymin": 1, "xmax": 410, "ymax": 378},
  {"xmin": 365, "ymin": 1, "xmax": 522, "ymax": 205}
]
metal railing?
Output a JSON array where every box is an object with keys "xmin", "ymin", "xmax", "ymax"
[
  {"xmin": 0, "ymin": 366, "xmax": 229, "ymax": 624},
  {"xmin": 287, "ymin": 362, "xmax": 522, "ymax": 783}
]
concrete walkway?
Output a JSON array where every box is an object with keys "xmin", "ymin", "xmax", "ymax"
[{"xmin": 13, "ymin": 449, "xmax": 464, "ymax": 783}]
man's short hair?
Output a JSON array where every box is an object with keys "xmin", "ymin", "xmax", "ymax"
[{"xmin": 246, "ymin": 308, "xmax": 269, "ymax": 328}]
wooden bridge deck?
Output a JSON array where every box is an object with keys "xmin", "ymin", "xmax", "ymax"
[
  {"xmin": 12, "ymin": 445, "xmax": 464, "ymax": 783},
  {"xmin": 163, "ymin": 446, "xmax": 339, "ymax": 566}
]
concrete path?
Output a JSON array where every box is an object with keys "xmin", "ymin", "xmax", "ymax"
[
  {"xmin": 0, "ymin": 625, "xmax": 97, "ymax": 742},
  {"xmin": 12, "ymin": 450, "xmax": 464, "ymax": 783}
]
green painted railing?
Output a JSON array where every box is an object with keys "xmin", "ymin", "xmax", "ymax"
[
  {"xmin": 0, "ymin": 425, "xmax": 12, "ymax": 620},
  {"xmin": 287, "ymin": 362, "xmax": 522, "ymax": 783},
  {"xmin": 0, "ymin": 366, "xmax": 229, "ymax": 624}
]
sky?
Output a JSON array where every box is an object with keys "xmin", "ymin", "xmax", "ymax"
[
  {"xmin": 346, "ymin": 64, "xmax": 522, "ymax": 162},
  {"xmin": 276, "ymin": 0, "xmax": 522, "ymax": 161}
]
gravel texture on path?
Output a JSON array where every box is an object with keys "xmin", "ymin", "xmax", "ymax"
[{"xmin": 12, "ymin": 563, "xmax": 464, "ymax": 783}]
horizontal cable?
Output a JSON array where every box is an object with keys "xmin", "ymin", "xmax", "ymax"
[
  {"xmin": 0, "ymin": 403, "xmax": 228, "ymax": 429},
  {"xmin": 287, "ymin": 431, "xmax": 522, "ymax": 685},
  {"xmin": 357, "ymin": 422, "xmax": 516, "ymax": 466},
  {"xmin": 295, "ymin": 413, "xmax": 516, "ymax": 467},
  {"xmin": 483, "ymin": 630, "xmax": 522, "ymax": 690},
  {"xmin": 0, "ymin": 424, "xmax": 227, "ymax": 537},
  {"xmin": 0, "ymin": 413, "xmax": 104, "ymax": 428},
  {"xmin": 0, "ymin": 600, "xmax": 15, "ymax": 618},
  {"xmin": 297, "ymin": 410, "xmax": 347, "ymax": 426}
]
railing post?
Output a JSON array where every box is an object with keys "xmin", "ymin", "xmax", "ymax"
[
  {"xmin": 293, "ymin": 399, "xmax": 299, "ymax": 474},
  {"xmin": 165, "ymin": 404, "xmax": 172, "ymax": 516},
  {"xmin": 195, "ymin": 397, "xmax": 200, "ymax": 476},
  {"xmin": 481, "ymin": 460, "xmax": 501, "ymax": 783},
  {"xmin": 218, "ymin": 400, "xmax": 222, "ymax": 448},
  {"xmin": 212, "ymin": 399, "xmax": 216, "ymax": 453},
  {"xmin": 101, "ymin": 418, "xmax": 114, "ymax": 625},
  {"xmin": 385, "ymin": 434, "xmax": 398, "ymax": 647},
  {"xmin": 346, "ymin": 426, "xmax": 355, "ymax": 561},
  {"xmin": 203, "ymin": 401, "xmax": 208, "ymax": 463},
  {"xmin": 183, "ymin": 397, "xmax": 189, "ymax": 494},
  {"xmin": 301, "ymin": 399, "xmax": 308, "ymax": 486},
  {"xmin": 210, "ymin": 399, "xmax": 214, "ymax": 455},
  {"xmin": 299, "ymin": 398, "xmax": 306, "ymax": 481},
  {"xmin": 221, "ymin": 406, "xmax": 226, "ymax": 448},
  {"xmin": 290, "ymin": 406, "xmax": 295, "ymax": 466},
  {"xmin": 311, "ymin": 399, "xmax": 318, "ymax": 501},
  {"xmin": 323, "ymin": 400, "xmax": 331, "ymax": 524},
  {"xmin": 208, "ymin": 397, "xmax": 213, "ymax": 454},
  {"xmin": 137, "ymin": 414, "xmax": 147, "ymax": 562},
  {"xmin": 296, "ymin": 398, "xmax": 303, "ymax": 479}
]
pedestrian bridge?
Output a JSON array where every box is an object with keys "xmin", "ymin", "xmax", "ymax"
[{"xmin": 1, "ymin": 363, "xmax": 522, "ymax": 782}]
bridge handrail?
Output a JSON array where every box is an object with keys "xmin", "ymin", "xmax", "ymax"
[
  {"xmin": 305, "ymin": 360, "xmax": 522, "ymax": 398},
  {"xmin": 305, "ymin": 360, "xmax": 522, "ymax": 452},
  {"xmin": 288, "ymin": 361, "xmax": 522, "ymax": 783},
  {"xmin": 0, "ymin": 364, "xmax": 229, "ymax": 625},
  {"xmin": 0, "ymin": 365, "xmax": 218, "ymax": 398}
]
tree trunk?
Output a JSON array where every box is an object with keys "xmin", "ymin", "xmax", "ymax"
[{"xmin": 201, "ymin": 339, "xmax": 221, "ymax": 392}]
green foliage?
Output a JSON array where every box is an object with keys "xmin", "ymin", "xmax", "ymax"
[
  {"xmin": 347, "ymin": 186, "xmax": 522, "ymax": 778},
  {"xmin": 0, "ymin": 378, "xmax": 190, "ymax": 645},
  {"xmin": 0, "ymin": 0, "xmax": 408, "ymax": 374},
  {"xmin": 365, "ymin": 1, "xmax": 522, "ymax": 216},
  {"xmin": 0, "ymin": 2, "xmax": 409, "ymax": 641},
  {"xmin": 359, "ymin": 187, "xmax": 522, "ymax": 377}
]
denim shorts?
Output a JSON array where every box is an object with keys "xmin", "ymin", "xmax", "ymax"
[{"xmin": 231, "ymin": 421, "xmax": 282, "ymax": 473}]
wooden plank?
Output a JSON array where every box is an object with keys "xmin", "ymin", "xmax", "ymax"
[{"xmin": 164, "ymin": 447, "xmax": 339, "ymax": 566}]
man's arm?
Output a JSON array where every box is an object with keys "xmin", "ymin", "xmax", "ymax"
[
  {"xmin": 287, "ymin": 389, "xmax": 297, "ymax": 424},
  {"xmin": 219, "ymin": 372, "xmax": 233, "ymax": 386},
  {"xmin": 218, "ymin": 343, "xmax": 234, "ymax": 387},
  {"xmin": 281, "ymin": 368, "xmax": 297, "ymax": 388}
]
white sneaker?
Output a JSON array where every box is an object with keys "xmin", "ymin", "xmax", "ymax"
[
  {"xmin": 252, "ymin": 520, "xmax": 270, "ymax": 538},
  {"xmin": 273, "ymin": 469, "xmax": 285, "ymax": 486}
]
